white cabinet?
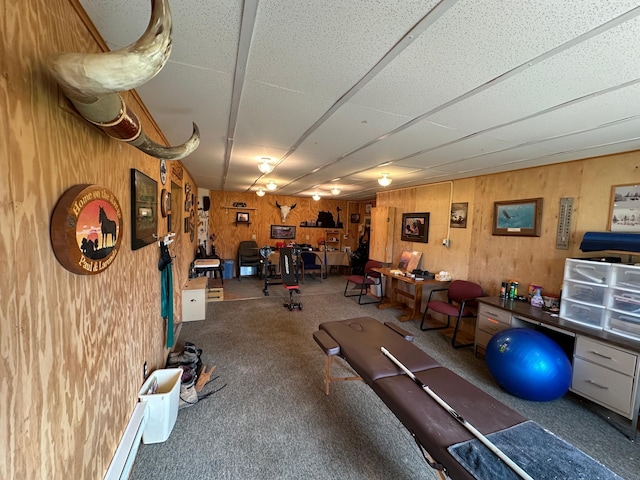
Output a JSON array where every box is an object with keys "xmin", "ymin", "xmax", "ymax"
[
  {"xmin": 475, "ymin": 303, "xmax": 512, "ymax": 353},
  {"xmin": 572, "ymin": 336, "xmax": 639, "ymax": 420},
  {"xmin": 182, "ymin": 277, "xmax": 207, "ymax": 322}
]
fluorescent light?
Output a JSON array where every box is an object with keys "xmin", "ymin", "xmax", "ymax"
[
  {"xmin": 258, "ymin": 157, "xmax": 274, "ymax": 174},
  {"xmin": 266, "ymin": 180, "xmax": 277, "ymax": 191},
  {"xmin": 256, "ymin": 188, "xmax": 265, "ymax": 197},
  {"xmin": 378, "ymin": 173, "xmax": 392, "ymax": 187},
  {"xmin": 330, "ymin": 186, "xmax": 341, "ymax": 195}
]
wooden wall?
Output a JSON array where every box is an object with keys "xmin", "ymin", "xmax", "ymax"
[
  {"xmin": 1, "ymin": 1, "xmax": 197, "ymax": 478},
  {"xmin": 375, "ymin": 155, "xmax": 640, "ymax": 299},
  {"xmin": 206, "ymin": 190, "xmax": 373, "ymax": 263}
]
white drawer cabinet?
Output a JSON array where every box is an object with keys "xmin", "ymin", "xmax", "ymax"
[
  {"xmin": 182, "ymin": 277, "xmax": 207, "ymax": 322},
  {"xmin": 572, "ymin": 336, "xmax": 638, "ymax": 419}
]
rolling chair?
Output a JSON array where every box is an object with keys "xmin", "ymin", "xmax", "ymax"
[
  {"xmin": 237, "ymin": 240, "xmax": 262, "ymax": 280},
  {"xmin": 343, "ymin": 259, "xmax": 383, "ymax": 305},
  {"xmin": 420, "ymin": 280, "xmax": 483, "ymax": 348},
  {"xmin": 301, "ymin": 251, "xmax": 324, "ymax": 282}
]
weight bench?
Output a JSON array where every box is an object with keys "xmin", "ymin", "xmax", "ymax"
[{"xmin": 313, "ymin": 317, "xmax": 621, "ymax": 480}]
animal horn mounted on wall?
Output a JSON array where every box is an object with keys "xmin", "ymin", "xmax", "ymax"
[{"xmin": 47, "ymin": 0, "xmax": 199, "ymax": 160}]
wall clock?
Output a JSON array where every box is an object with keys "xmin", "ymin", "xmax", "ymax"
[{"xmin": 50, "ymin": 184, "xmax": 123, "ymax": 275}]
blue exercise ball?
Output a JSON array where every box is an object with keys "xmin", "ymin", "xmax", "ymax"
[{"xmin": 485, "ymin": 328, "xmax": 572, "ymax": 402}]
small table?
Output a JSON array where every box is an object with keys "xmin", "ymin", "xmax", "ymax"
[{"xmin": 373, "ymin": 267, "xmax": 448, "ymax": 322}]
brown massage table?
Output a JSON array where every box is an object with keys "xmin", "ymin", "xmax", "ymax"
[{"xmin": 313, "ymin": 317, "xmax": 622, "ymax": 480}]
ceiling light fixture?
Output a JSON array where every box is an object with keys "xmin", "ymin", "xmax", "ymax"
[
  {"xmin": 266, "ymin": 180, "xmax": 277, "ymax": 191},
  {"xmin": 330, "ymin": 186, "xmax": 341, "ymax": 195},
  {"xmin": 312, "ymin": 193, "xmax": 321, "ymax": 201},
  {"xmin": 256, "ymin": 188, "xmax": 265, "ymax": 197},
  {"xmin": 258, "ymin": 157, "xmax": 274, "ymax": 174},
  {"xmin": 378, "ymin": 173, "xmax": 392, "ymax": 187}
]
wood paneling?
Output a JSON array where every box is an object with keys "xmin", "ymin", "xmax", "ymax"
[
  {"xmin": 376, "ymin": 157, "xmax": 640, "ymax": 304},
  {"xmin": 206, "ymin": 191, "xmax": 367, "ymax": 263},
  {"xmin": 2, "ymin": 0, "xmax": 197, "ymax": 478}
]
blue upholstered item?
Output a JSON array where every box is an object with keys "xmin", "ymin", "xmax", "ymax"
[
  {"xmin": 580, "ymin": 232, "xmax": 640, "ymax": 253},
  {"xmin": 448, "ymin": 420, "xmax": 622, "ymax": 480}
]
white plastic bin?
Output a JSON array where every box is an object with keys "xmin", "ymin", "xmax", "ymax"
[{"xmin": 138, "ymin": 368, "xmax": 182, "ymax": 444}]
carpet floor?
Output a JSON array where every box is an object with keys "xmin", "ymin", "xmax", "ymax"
[{"xmin": 130, "ymin": 276, "xmax": 640, "ymax": 480}]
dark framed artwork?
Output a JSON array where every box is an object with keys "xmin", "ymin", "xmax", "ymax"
[
  {"xmin": 450, "ymin": 202, "xmax": 468, "ymax": 228},
  {"xmin": 236, "ymin": 212, "xmax": 250, "ymax": 223},
  {"xmin": 610, "ymin": 183, "xmax": 640, "ymax": 232},
  {"xmin": 130, "ymin": 169, "xmax": 157, "ymax": 250},
  {"xmin": 350, "ymin": 213, "xmax": 361, "ymax": 223},
  {"xmin": 400, "ymin": 212, "xmax": 429, "ymax": 243},
  {"xmin": 270, "ymin": 225, "xmax": 296, "ymax": 239},
  {"xmin": 492, "ymin": 198, "xmax": 543, "ymax": 237}
]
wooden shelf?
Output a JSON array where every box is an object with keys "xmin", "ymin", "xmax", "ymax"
[{"xmin": 222, "ymin": 205, "xmax": 257, "ymax": 213}]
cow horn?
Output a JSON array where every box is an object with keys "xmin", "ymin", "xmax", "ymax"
[
  {"xmin": 47, "ymin": 0, "xmax": 199, "ymax": 160},
  {"xmin": 290, "ymin": 203, "xmax": 297, "ymax": 210},
  {"xmin": 275, "ymin": 201, "xmax": 281, "ymax": 208}
]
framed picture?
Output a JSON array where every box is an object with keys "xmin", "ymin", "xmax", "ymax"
[
  {"xmin": 130, "ymin": 169, "xmax": 157, "ymax": 250},
  {"xmin": 610, "ymin": 183, "xmax": 640, "ymax": 232},
  {"xmin": 350, "ymin": 213, "xmax": 361, "ymax": 223},
  {"xmin": 401, "ymin": 212, "xmax": 429, "ymax": 243},
  {"xmin": 236, "ymin": 212, "xmax": 250, "ymax": 223},
  {"xmin": 492, "ymin": 198, "xmax": 542, "ymax": 237},
  {"xmin": 450, "ymin": 202, "xmax": 468, "ymax": 228},
  {"xmin": 160, "ymin": 189, "xmax": 171, "ymax": 217},
  {"xmin": 270, "ymin": 225, "xmax": 296, "ymax": 239}
]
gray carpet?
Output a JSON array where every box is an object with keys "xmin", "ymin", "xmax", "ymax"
[{"xmin": 130, "ymin": 276, "xmax": 640, "ymax": 480}]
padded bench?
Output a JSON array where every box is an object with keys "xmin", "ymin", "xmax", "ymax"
[{"xmin": 313, "ymin": 317, "xmax": 621, "ymax": 480}]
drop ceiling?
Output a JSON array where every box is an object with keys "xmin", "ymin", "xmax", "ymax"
[{"xmin": 77, "ymin": 0, "xmax": 640, "ymax": 200}]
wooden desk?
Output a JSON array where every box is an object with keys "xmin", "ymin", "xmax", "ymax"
[{"xmin": 373, "ymin": 267, "xmax": 447, "ymax": 321}]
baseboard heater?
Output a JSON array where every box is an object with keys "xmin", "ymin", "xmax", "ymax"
[{"xmin": 104, "ymin": 402, "xmax": 148, "ymax": 480}]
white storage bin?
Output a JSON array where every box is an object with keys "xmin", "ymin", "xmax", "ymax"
[
  {"xmin": 562, "ymin": 279, "xmax": 607, "ymax": 305},
  {"xmin": 564, "ymin": 259, "xmax": 610, "ymax": 285},
  {"xmin": 610, "ymin": 264, "xmax": 640, "ymax": 291},
  {"xmin": 138, "ymin": 368, "xmax": 182, "ymax": 444},
  {"xmin": 560, "ymin": 298, "xmax": 605, "ymax": 329},
  {"xmin": 605, "ymin": 309, "xmax": 640, "ymax": 340}
]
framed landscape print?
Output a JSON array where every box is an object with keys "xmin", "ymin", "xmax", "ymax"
[
  {"xmin": 610, "ymin": 183, "xmax": 640, "ymax": 232},
  {"xmin": 130, "ymin": 169, "xmax": 158, "ymax": 250}
]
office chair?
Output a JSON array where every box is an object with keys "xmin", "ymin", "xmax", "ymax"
[
  {"xmin": 420, "ymin": 280, "xmax": 483, "ymax": 348},
  {"xmin": 237, "ymin": 240, "xmax": 262, "ymax": 280},
  {"xmin": 301, "ymin": 251, "xmax": 323, "ymax": 282},
  {"xmin": 343, "ymin": 259, "xmax": 383, "ymax": 304}
]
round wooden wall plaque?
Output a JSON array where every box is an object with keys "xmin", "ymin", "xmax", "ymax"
[{"xmin": 51, "ymin": 184, "xmax": 123, "ymax": 275}]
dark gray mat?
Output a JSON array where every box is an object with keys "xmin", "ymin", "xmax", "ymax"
[{"xmin": 448, "ymin": 420, "xmax": 623, "ymax": 480}]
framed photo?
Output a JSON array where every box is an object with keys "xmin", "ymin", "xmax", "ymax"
[
  {"xmin": 161, "ymin": 189, "xmax": 171, "ymax": 217},
  {"xmin": 401, "ymin": 212, "xmax": 429, "ymax": 243},
  {"xmin": 130, "ymin": 169, "xmax": 157, "ymax": 250},
  {"xmin": 350, "ymin": 213, "xmax": 361, "ymax": 223},
  {"xmin": 270, "ymin": 225, "xmax": 296, "ymax": 239},
  {"xmin": 492, "ymin": 198, "xmax": 542, "ymax": 237},
  {"xmin": 610, "ymin": 183, "xmax": 640, "ymax": 232},
  {"xmin": 236, "ymin": 212, "xmax": 250, "ymax": 223},
  {"xmin": 450, "ymin": 202, "xmax": 468, "ymax": 228}
]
